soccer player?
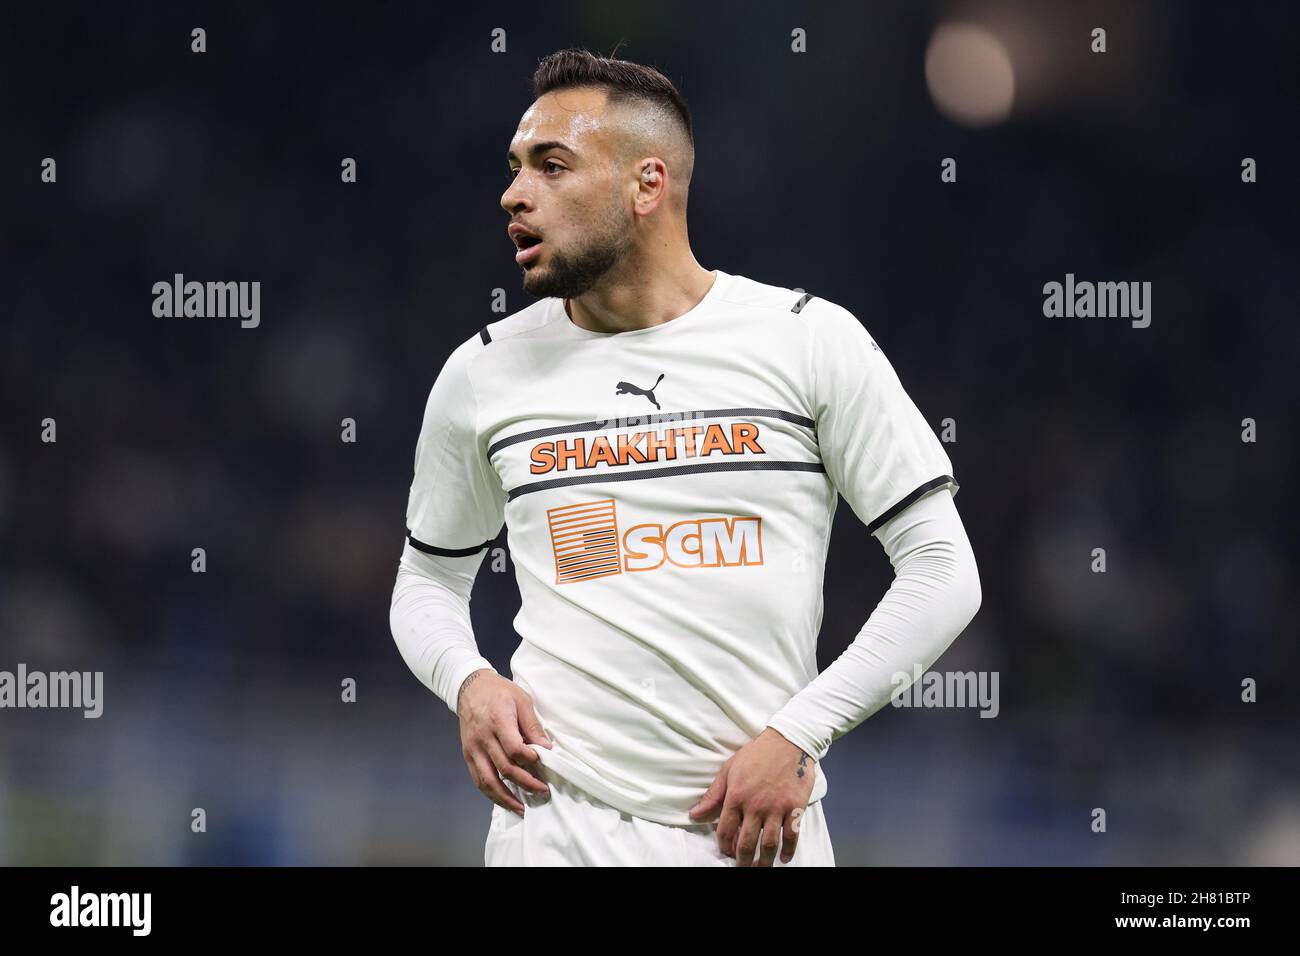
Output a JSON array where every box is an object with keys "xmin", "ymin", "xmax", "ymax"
[{"xmin": 390, "ymin": 48, "xmax": 981, "ymax": 867}]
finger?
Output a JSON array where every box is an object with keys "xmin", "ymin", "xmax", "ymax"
[
  {"xmin": 715, "ymin": 804, "xmax": 743, "ymax": 858},
  {"xmin": 780, "ymin": 807, "xmax": 804, "ymax": 864},
  {"xmin": 734, "ymin": 812, "xmax": 763, "ymax": 867},
  {"xmin": 515, "ymin": 697, "xmax": 553, "ymax": 749},
  {"xmin": 485, "ymin": 736, "xmax": 550, "ymax": 795},
  {"xmin": 757, "ymin": 814, "xmax": 783, "ymax": 868},
  {"xmin": 686, "ymin": 780, "xmax": 728, "ymax": 822},
  {"xmin": 470, "ymin": 751, "xmax": 524, "ymax": 816},
  {"xmin": 496, "ymin": 712, "xmax": 549, "ymax": 784},
  {"xmin": 688, "ymin": 774, "xmax": 727, "ymax": 823}
]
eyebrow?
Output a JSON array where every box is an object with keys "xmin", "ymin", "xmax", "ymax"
[{"xmin": 507, "ymin": 140, "xmax": 578, "ymax": 164}]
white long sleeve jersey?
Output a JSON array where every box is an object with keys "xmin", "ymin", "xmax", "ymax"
[{"xmin": 392, "ymin": 269, "xmax": 979, "ymax": 825}]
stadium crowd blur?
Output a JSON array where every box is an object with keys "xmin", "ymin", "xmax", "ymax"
[{"xmin": 1, "ymin": 2, "xmax": 1296, "ymax": 863}]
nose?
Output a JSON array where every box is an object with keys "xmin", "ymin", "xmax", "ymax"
[{"xmin": 500, "ymin": 170, "xmax": 532, "ymax": 215}]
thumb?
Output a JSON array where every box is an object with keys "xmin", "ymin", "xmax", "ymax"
[
  {"xmin": 688, "ymin": 767, "xmax": 729, "ymax": 822},
  {"xmin": 516, "ymin": 698, "xmax": 553, "ymax": 749}
]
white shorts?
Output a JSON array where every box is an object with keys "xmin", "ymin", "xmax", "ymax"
[{"xmin": 484, "ymin": 772, "xmax": 836, "ymax": 867}]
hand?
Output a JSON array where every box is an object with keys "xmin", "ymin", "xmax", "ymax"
[
  {"xmin": 457, "ymin": 669, "xmax": 553, "ymax": 816},
  {"xmin": 687, "ymin": 727, "xmax": 816, "ymax": 867}
]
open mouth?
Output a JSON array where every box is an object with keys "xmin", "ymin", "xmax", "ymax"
[{"xmin": 515, "ymin": 235, "xmax": 544, "ymax": 264}]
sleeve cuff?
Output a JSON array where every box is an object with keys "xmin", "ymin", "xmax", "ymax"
[
  {"xmin": 408, "ymin": 531, "xmax": 494, "ymax": 558},
  {"xmin": 765, "ymin": 714, "xmax": 832, "ymax": 763},
  {"xmin": 866, "ymin": 474, "xmax": 959, "ymax": 536}
]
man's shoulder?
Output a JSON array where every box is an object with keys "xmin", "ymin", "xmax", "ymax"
[
  {"xmin": 720, "ymin": 271, "xmax": 856, "ymax": 325},
  {"xmin": 468, "ymin": 297, "xmax": 559, "ymax": 351},
  {"xmin": 440, "ymin": 297, "xmax": 560, "ymax": 371}
]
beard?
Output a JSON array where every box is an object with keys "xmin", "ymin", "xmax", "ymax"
[{"xmin": 520, "ymin": 198, "xmax": 634, "ymax": 300}]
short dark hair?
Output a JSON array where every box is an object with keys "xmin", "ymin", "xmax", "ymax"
[{"xmin": 532, "ymin": 47, "xmax": 693, "ymax": 147}]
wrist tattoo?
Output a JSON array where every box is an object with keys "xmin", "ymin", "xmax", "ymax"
[
  {"xmin": 457, "ymin": 670, "xmax": 486, "ymax": 712},
  {"xmin": 796, "ymin": 750, "xmax": 811, "ymax": 779}
]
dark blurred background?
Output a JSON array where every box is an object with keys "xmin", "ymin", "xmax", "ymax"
[{"xmin": 1, "ymin": 1, "xmax": 1297, "ymax": 865}]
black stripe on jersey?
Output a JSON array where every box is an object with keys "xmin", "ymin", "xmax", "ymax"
[
  {"xmin": 865, "ymin": 475, "xmax": 956, "ymax": 535},
  {"xmin": 791, "ymin": 293, "xmax": 815, "ymax": 313},
  {"xmin": 487, "ymin": 407, "xmax": 816, "ymax": 457},
  {"xmin": 479, "ymin": 326, "xmax": 493, "ymax": 345},
  {"xmin": 506, "ymin": 459, "xmax": 826, "ymax": 501},
  {"xmin": 407, "ymin": 533, "xmax": 492, "ymax": 557}
]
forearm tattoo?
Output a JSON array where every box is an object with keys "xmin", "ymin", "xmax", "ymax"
[{"xmin": 796, "ymin": 750, "xmax": 811, "ymax": 779}]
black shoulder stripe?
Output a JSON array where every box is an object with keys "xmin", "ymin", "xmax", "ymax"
[
  {"xmin": 407, "ymin": 533, "xmax": 491, "ymax": 557},
  {"xmin": 865, "ymin": 476, "xmax": 955, "ymax": 535},
  {"xmin": 479, "ymin": 326, "xmax": 492, "ymax": 345},
  {"xmin": 791, "ymin": 292, "xmax": 815, "ymax": 313}
]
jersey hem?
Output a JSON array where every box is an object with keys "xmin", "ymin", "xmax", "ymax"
[{"xmin": 531, "ymin": 742, "xmax": 829, "ymax": 827}]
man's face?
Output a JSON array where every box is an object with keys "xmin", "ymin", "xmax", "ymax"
[{"xmin": 501, "ymin": 88, "xmax": 635, "ymax": 300}]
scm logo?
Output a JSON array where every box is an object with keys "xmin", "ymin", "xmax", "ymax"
[
  {"xmin": 546, "ymin": 499, "xmax": 764, "ymax": 584},
  {"xmin": 624, "ymin": 517, "xmax": 764, "ymax": 572}
]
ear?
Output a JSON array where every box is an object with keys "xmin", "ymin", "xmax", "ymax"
[{"xmin": 633, "ymin": 158, "xmax": 667, "ymax": 216}]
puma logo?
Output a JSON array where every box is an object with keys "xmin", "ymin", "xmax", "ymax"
[{"xmin": 615, "ymin": 373, "xmax": 665, "ymax": 410}]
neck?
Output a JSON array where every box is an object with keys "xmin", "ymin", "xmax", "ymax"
[{"xmin": 565, "ymin": 251, "xmax": 715, "ymax": 334}]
